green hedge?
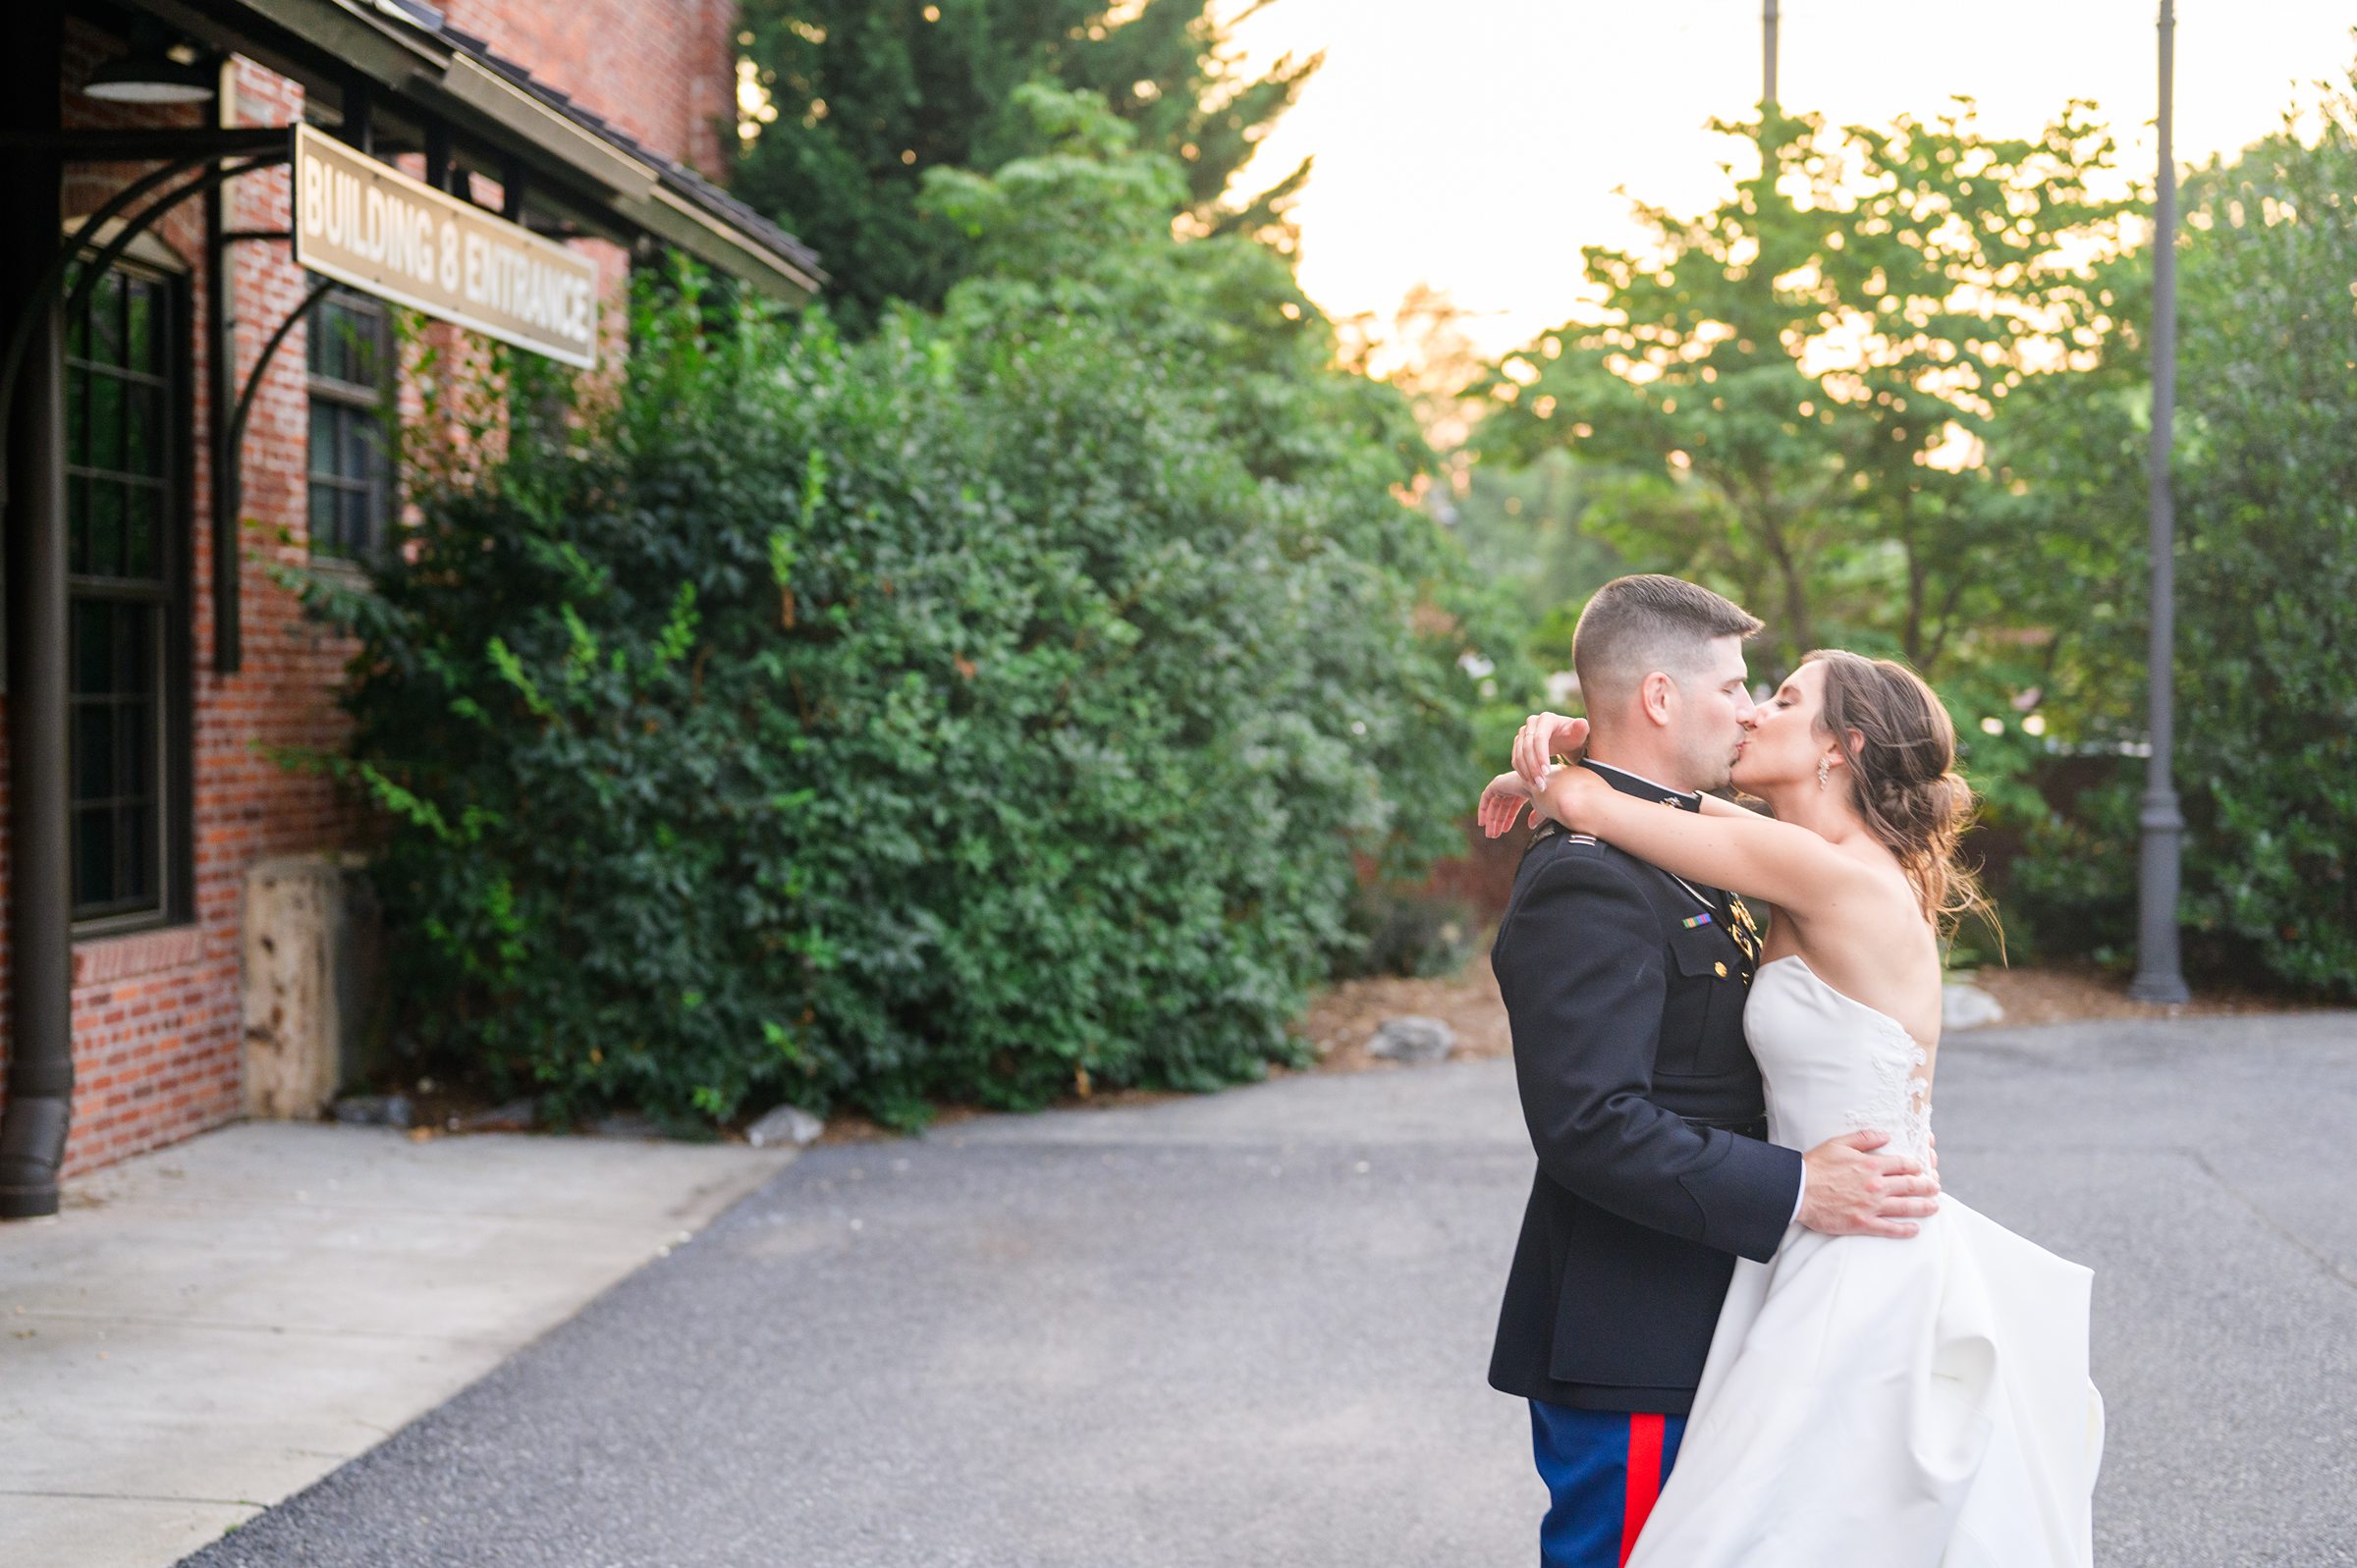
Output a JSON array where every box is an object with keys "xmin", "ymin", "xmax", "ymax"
[{"xmin": 293, "ymin": 93, "xmax": 1511, "ymax": 1126}]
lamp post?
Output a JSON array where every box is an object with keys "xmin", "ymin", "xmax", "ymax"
[
  {"xmin": 1763, "ymin": 0, "xmax": 1780, "ymax": 110},
  {"xmin": 2129, "ymin": 0, "xmax": 2191, "ymax": 1004}
]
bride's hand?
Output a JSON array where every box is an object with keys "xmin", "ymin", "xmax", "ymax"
[
  {"xmin": 1478, "ymin": 772, "xmax": 1537, "ymax": 838},
  {"xmin": 1511, "ymin": 712, "xmax": 1590, "ymax": 792},
  {"xmin": 1536, "ymin": 756, "xmax": 1607, "ymax": 832}
]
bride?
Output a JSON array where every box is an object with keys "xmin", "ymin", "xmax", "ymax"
[{"xmin": 1482, "ymin": 649, "xmax": 2105, "ymax": 1566}]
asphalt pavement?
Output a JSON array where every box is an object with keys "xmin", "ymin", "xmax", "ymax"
[{"xmin": 179, "ymin": 1011, "xmax": 2357, "ymax": 1568}]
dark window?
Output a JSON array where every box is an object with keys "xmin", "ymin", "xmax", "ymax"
[
  {"xmin": 66, "ymin": 262, "xmax": 186, "ymax": 927},
  {"xmin": 305, "ymin": 289, "xmax": 391, "ymax": 559}
]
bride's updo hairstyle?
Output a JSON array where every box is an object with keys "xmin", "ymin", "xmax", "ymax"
[{"xmin": 1802, "ymin": 649, "xmax": 1990, "ymax": 935}]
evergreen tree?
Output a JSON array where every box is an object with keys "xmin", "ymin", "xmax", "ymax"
[{"xmin": 732, "ymin": 0, "xmax": 1318, "ymax": 330}]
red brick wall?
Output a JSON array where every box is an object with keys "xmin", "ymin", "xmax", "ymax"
[
  {"xmin": 0, "ymin": 4, "xmax": 740, "ymax": 1177},
  {"xmin": 0, "ymin": 28, "xmax": 357, "ymax": 1176},
  {"xmin": 437, "ymin": 0, "xmax": 736, "ymax": 179}
]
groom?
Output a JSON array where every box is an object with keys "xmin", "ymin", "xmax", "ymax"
[{"xmin": 1488, "ymin": 574, "xmax": 1939, "ymax": 1568}]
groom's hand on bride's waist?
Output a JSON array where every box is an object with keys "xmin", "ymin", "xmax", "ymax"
[{"xmin": 1798, "ymin": 1129, "xmax": 1940, "ymax": 1239}]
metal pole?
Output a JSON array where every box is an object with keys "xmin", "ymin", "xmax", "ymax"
[
  {"xmin": 2130, "ymin": 0, "xmax": 2191, "ymax": 1003},
  {"xmin": 210, "ymin": 56, "xmax": 241, "ymax": 674},
  {"xmin": 1763, "ymin": 0, "xmax": 1781, "ymax": 110},
  {"xmin": 0, "ymin": 3, "xmax": 72, "ymax": 1219}
]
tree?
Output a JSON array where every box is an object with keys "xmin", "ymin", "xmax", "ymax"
[
  {"xmin": 732, "ymin": 0, "xmax": 1319, "ymax": 329},
  {"xmin": 291, "ymin": 86, "xmax": 1514, "ymax": 1128},
  {"xmin": 1479, "ymin": 103, "xmax": 2130, "ymax": 678},
  {"xmin": 2005, "ymin": 69, "xmax": 2357, "ymax": 995},
  {"xmin": 1336, "ymin": 283, "xmax": 1492, "ymax": 459}
]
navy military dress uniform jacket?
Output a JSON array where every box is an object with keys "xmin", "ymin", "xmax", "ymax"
[{"xmin": 1488, "ymin": 762, "xmax": 1805, "ymax": 1415}]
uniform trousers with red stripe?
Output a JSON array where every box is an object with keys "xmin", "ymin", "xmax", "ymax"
[{"xmin": 1528, "ymin": 1400, "xmax": 1689, "ymax": 1568}]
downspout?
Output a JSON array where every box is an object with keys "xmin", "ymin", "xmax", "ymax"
[
  {"xmin": 0, "ymin": 1, "xmax": 71, "ymax": 1220},
  {"xmin": 208, "ymin": 57, "xmax": 239, "ymax": 675}
]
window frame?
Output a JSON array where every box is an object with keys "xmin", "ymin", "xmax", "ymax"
[
  {"xmin": 64, "ymin": 255, "xmax": 195, "ymax": 937},
  {"xmin": 303, "ymin": 286, "xmax": 394, "ymax": 563}
]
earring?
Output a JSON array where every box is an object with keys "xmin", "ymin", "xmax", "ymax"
[{"xmin": 1817, "ymin": 756, "xmax": 1831, "ymax": 790}]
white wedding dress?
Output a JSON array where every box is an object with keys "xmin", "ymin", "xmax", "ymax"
[{"xmin": 1624, "ymin": 955, "xmax": 2106, "ymax": 1567}]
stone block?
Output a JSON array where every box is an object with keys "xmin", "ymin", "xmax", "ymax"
[
  {"xmin": 243, "ymin": 854, "xmax": 384, "ymax": 1119},
  {"xmin": 745, "ymin": 1105, "xmax": 824, "ymax": 1149},
  {"xmin": 1942, "ymin": 982, "xmax": 2006, "ymax": 1032},
  {"xmin": 1369, "ymin": 1015, "xmax": 1456, "ymax": 1065}
]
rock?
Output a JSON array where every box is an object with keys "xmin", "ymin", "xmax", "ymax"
[
  {"xmin": 1942, "ymin": 982, "xmax": 2005, "ymax": 1032},
  {"xmin": 331, "ymin": 1093, "xmax": 413, "ymax": 1129},
  {"xmin": 1368, "ymin": 1015, "xmax": 1456, "ymax": 1066},
  {"xmin": 746, "ymin": 1105, "xmax": 825, "ymax": 1150},
  {"xmin": 592, "ymin": 1111, "xmax": 666, "ymax": 1140},
  {"xmin": 464, "ymin": 1097, "xmax": 540, "ymax": 1133}
]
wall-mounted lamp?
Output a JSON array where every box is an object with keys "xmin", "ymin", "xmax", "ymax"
[{"xmin": 84, "ymin": 42, "xmax": 215, "ymax": 105}]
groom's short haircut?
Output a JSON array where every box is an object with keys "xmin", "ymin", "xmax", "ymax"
[{"xmin": 1572, "ymin": 574, "xmax": 1764, "ymax": 711}]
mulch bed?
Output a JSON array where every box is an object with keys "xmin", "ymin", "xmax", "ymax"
[
  {"xmin": 1288, "ymin": 950, "xmax": 2334, "ymax": 1079},
  {"xmin": 1964, "ymin": 960, "xmax": 2331, "ymax": 1027},
  {"xmin": 1292, "ymin": 954, "xmax": 1513, "ymax": 1072},
  {"xmin": 675, "ymin": 952, "xmax": 2347, "ymax": 1148}
]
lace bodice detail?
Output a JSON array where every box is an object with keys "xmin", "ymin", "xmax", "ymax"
[
  {"xmin": 1744, "ymin": 957, "xmax": 1934, "ymax": 1167},
  {"xmin": 1838, "ymin": 1009, "xmax": 1933, "ymax": 1167}
]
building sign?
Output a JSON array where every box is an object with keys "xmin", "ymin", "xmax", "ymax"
[{"xmin": 291, "ymin": 124, "xmax": 598, "ymax": 369}]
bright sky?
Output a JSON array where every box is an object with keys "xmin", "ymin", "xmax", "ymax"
[{"xmin": 1225, "ymin": 0, "xmax": 2357, "ymax": 357}]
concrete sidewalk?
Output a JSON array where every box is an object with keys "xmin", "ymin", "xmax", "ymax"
[{"xmin": 0, "ymin": 1122, "xmax": 795, "ymax": 1568}]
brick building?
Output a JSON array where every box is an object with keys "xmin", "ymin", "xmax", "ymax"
[{"xmin": 0, "ymin": 0, "xmax": 821, "ymax": 1216}]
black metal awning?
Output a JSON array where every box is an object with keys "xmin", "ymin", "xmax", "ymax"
[
  {"xmin": 5, "ymin": 0, "xmax": 829, "ymax": 677},
  {"xmin": 123, "ymin": 0, "xmax": 825, "ymax": 299}
]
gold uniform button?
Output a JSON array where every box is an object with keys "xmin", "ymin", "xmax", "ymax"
[{"xmin": 1714, "ymin": 961, "xmax": 1728, "ymax": 978}]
